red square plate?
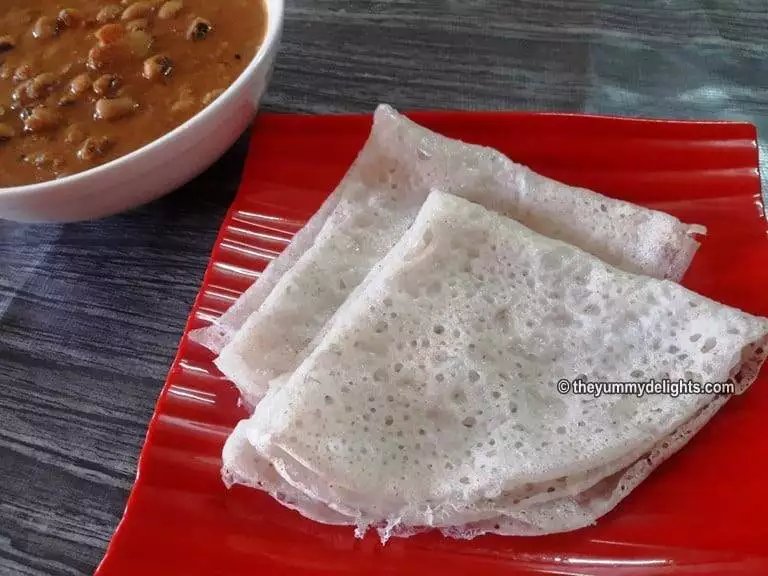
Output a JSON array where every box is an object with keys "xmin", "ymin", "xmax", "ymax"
[{"xmin": 96, "ymin": 111, "xmax": 767, "ymax": 576}]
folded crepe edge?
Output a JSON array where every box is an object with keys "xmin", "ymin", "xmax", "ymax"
[
  {"xmin": 439, "ymin": 335, "xmax": 768, "ymax": 540},
  {"xmin": 665, "ymin": 223, "xmax": 707, "ymax": 283},
  {"xmin": 245, "ymin": 189, "xmax": 766, "ymax": 487},
  {"xmin": 188, "ymin": 160, "xmax": 349, "ymax": 354},
  {"xmin": 377, "ymin": 103, "xmax": 707, "ymax": 284},
  {"xmin": 447, "ymin": 392, "xmax": 731, "ymax": 540},
  {"xmin": 228, "ymin": 190, "xmax": 767, "ymax": 539},
  {"xmin": 223, "ymin": 330, "xmax": 766, "ymax": 542},
  {"xmin": 192, "ymin": 103, "xmax": 708, "ymax": 357},
  {"xmin": 222, "ymin": 421, "xmax": 353, "ymax": 526},
  {"xmin": 227, "ymin": 386, "xmax": 736, "ymax": 542}
]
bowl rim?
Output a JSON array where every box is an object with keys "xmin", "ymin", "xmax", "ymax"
[{"xmin": 0, "ymin": 0, "xmax": 285, "ymax": 199}]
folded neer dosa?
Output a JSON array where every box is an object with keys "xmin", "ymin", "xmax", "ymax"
[
  {"xmin": 203, "ymin": 105, "xmax": 705, "ymax": 405},
  {"xmin": 228, "ymin": 191, "xmax": 765, "ymax": 541}
]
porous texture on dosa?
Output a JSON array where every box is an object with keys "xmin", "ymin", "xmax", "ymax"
[
  {"xmin": 228, "ymin": 191, "xmax": 764, "ymax": 540},
  {"xmin": 211, "ymin": 106, "xmax": 705, "ymax": 405}
]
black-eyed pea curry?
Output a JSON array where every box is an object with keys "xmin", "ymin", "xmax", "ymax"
[{"xmin": 0, "ymin": 0, "xmax": 267, "ymax": 187}]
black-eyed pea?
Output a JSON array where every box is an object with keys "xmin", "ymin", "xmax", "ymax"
[
  {"xmin": 23, "ymin": 106, "xmax": 60, "ymax": 133},
  {"xmin": 96, "ymin": 23, "xmax": 125, "ymax": 46},
  {"xmin": 32, "ymin": 17, "xmax": 60, "ymax": 40},
  {"xmin": 157, "ymin": 1, "xmax": 183, "ymax": 19},
  {"xmin": 88, "ymin": 43, "xmax": 124, "ymax": 70},
  {"xmin": 93, "ymin": 74, "xmax": 122, "ymax": 97},
  {"xmin": 0, "ymin": 123, "xmax": 15, "ymax": 142},
  {"xmin": 122, "ymin": 2, "xmax": 154, "ymax": 21},
  {"xmin": 87, "ymin": 45, "xmax": 107, "ymax": 70},
  {"xmin": 0, "ymin": 35, "xmax": 15, "ymax": 53},
  {"xmin": 57, "ymin": 8, "xmax": 85, "ymax": 28},
  {"xmin": 187, "ymin": 17, "xmax": 212, "ymax": 41},
  {"xmin": 58, "ymin": 94, "xmax": 77, "ymax": 107},
  {"xmin": 69, "ymin": 73, "xmax": 92, "ymax": 97},
  {"xmin": 28, "ymin": 73, "xmax": 59, "ymax": 99},
  {"xmin": 126, "ymin": 19, "xmax": 150, "ymax": 32},
  {"xmin": 59, "ymin": 76, "xmax": 87, "ymax": 105},
  {"xmin": 96, "ymin": 5, "xmax": 123, "ymax": 24},
  {"xmin": 125, "ymin": 30, "xmax": 153, "ymax": 58},
  {"xmin": 142, "ymin": 54, "xmax": 173, "ymax": 80},
  {"xmin": 95, "ymin": 96, "xmax": 138, "ymax": 120},
  {"xmin": 64, "ymin": 124, "xmax": 87, "ymax": 145},
  {"xmin": 202, "ymin": 89, "xmax": 224, "ymax": 106},
  {"xmin": 77, "ymin": 136, "xmax": 112, "ymax": 161}
]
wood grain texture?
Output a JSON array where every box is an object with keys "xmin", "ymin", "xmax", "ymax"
[{"xmin": 0, "ymin": 1, "xmax": 765, "ymax": 574}]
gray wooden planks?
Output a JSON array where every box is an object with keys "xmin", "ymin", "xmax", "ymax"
[{"xmin": 1, "ymin": 1, "xmax": 767, "ymax": 574}]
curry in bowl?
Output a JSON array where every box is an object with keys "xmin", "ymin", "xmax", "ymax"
[{"xmin": 0, "ymin": 0, "xmax": 267, "ymax": 187}]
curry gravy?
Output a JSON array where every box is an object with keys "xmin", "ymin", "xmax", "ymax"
[{"xmin": 0, "ymin": 0, "xmax": 267, "ymax": 187}]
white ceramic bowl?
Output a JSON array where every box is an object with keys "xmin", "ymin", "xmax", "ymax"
[{"xmin": 0, "ymin": 0, "xmax": 284, "ymax": 223}]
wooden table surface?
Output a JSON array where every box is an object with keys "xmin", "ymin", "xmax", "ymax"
[{"xmin": 1, "ymin": 1, "xmax": 766, "ymax": 574}]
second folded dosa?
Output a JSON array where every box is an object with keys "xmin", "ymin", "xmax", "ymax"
[
  {"xmin": 212, "ymin": 105, "xmax": 706, "ymax": 405},
  {"xmin": 235, "ymin": 191, "xmax": 766, "ymax": 539}
]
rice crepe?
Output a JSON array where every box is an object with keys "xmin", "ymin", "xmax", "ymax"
[
  {"xmin": 449, "ymin": 394, "xmax": 730, "ymax": 538},
  {"xmin": 222, "ymin": 421, "xmax": 352, "ymax": 526},
  {"xmin": 224, "ymin": 403, "xmax": 698, "ymax": 532},
  {"xmin": 190, "ymin": 188, "xmax": 344, "ymax": 354},
  {"xmin": 240, "ymin": 191, "xmax": 767, "ymax": 536},
  {"xmin": 224, "ymin": 395, "xmax": 729, "ymax": 539},
  {"xmin": 213, "ymin": 105, "xmax": 705, "ymax": 403}
]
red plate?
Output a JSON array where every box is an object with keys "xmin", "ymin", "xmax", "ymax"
[{"xmin": 96, "ymin": 111, "xmax": 767, "ymax": 576}]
